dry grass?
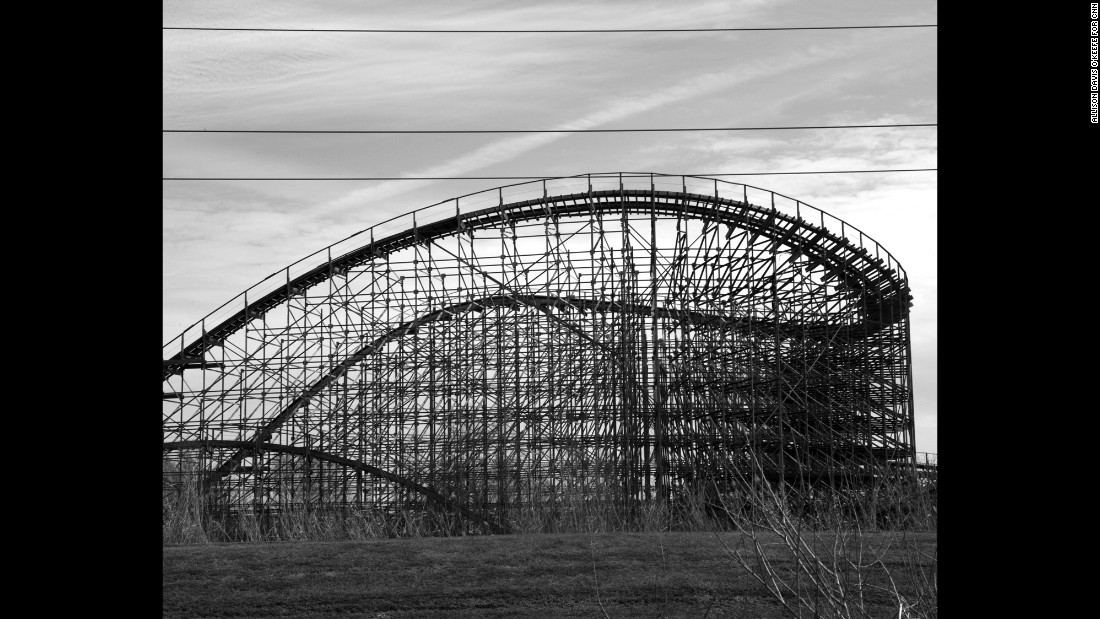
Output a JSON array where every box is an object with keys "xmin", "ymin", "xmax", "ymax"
[
  {"xmin": 162, "ymin": 469, "xmax": 734, "ymax": 544},
  {"xmin": 163, "ymin": 531, "xmax": 934, "ymax": 618},
  {"xmin": 164, "ymin": 458, "xmax": 937, "ymax": 616}
]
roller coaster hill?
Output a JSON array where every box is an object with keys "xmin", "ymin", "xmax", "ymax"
[{"xmin": 163, "ymin": 173, "xmax": 932, "ymax": 528}]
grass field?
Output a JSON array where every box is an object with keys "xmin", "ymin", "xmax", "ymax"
[{"xmin": 163, "ymin": 530, "xmax": 936, "ymax": 618}]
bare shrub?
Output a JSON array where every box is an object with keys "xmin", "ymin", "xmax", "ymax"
[{"xmin": 710, "ymin": 454, "xmax": 937, "ymax": 618}]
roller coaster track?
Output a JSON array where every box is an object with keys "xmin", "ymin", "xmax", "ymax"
[
  {"xmin": 162, "ymin": 440, "xmax": 508, "ymax": 533},
  {"xmin": 164, "ymin": 187, "xmax": 910, "ymax": 379},
  {"xmin": 163, "ymin": 176, "xmax": 918, "ymax": 521},
  {"xmin": 198, "ymin": 290, "xmax": 911, "ymax": 490}
]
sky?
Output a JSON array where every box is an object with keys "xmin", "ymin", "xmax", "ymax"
[{"xmin": 163, "ymin": 0, "xmax": 937, "ymax": 454}]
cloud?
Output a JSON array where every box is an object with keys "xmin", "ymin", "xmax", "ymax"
[
  {"xmin": 164, "ymin": 3, "xmax": 936, "ymax": 454},
  {"xmin": 302, "ymin": 29, "xmax": 920, "ymax": 227}
]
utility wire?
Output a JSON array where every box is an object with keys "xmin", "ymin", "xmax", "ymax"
[
  {"xmin": 162, "ymin": 169, "xmax": 937, "ymax": 181},
  {"xmin": 163, "ymin": 24, "xmax": 937, "ymax": 34},
  {"xmin": 163, "ymin": 123, "xmax": 936, "ymax": 135}
]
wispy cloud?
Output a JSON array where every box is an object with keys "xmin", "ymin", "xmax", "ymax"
[
  {"xmin": 165, "ymin": 0, "xmax": 936, "ymax": 450},
  {"xmin": 305, "ymin": 28, "xmax": 916, "ymax": 226}
]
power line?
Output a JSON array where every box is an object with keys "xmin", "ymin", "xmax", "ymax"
[
  {"xmin": 163, "ymin": 123, "xmax": 936, "ymax": 135},
  {"xmin": 162, "ymin": 169, "xmax": 937, "ymax": 181},
  {"xmin": 163, "ymin": 24, "xmax": 937, "ymax": 34}
]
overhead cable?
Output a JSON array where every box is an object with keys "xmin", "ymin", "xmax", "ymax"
[
  {"xmin": 163, "ymin": 24, "xmax": 938, "ymax": 34},
  {"xmin": 162, "ymin": 169, "xmax": 938, "ymax": 181},
  {"xmin": 163, "ymin": 123, "xmax": 937, "ymax": 135}
]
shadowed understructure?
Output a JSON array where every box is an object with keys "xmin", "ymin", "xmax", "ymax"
[{"xmin": 163, "ymin": 173, "xmax": 919, "ymax": 532}]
